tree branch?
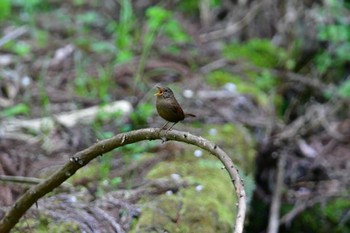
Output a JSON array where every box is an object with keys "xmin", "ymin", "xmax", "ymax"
[
  {"xmin": 0, "ymin": 128, "xmax": 246, "ymax": 233},
  {"xmin": 0, "ymin": 175, "xmax": 43, "ymax": 185},
  {"xmin": 199, "ymin": 1, "xmax": 263, "ymax": 42},
  {"xmin": 267, "ymin": 152, "xmax": 287, "ymax": 233}
]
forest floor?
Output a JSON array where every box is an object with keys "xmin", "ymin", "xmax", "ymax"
[{"xmin": 1, "ymin": 1, "xmax": 349, "ymax": 233}]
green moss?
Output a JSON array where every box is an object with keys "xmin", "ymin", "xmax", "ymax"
[
  {"xmin": 206, "ymin": 70, "xmax": 240, "ymax": 87},
  {"xmin": 130, "ymin": 123, "xmax": 258, "ymax": 232},
  {"xmin": 205, "ymin": 69, "xmax": 282, "ymax": 107},
  {"xmin": 131, "ymin": 143, "xmax": 237, "ymax": 233},
  {"xmin": 13, "ymin": 215, "xmax": 80, "ymax": 233},
  {"xmin": 223, "ymin": 39, "xmax": 287, "ymax": 68},
  {"xmin": 204, "ymin": 124, "xmax": 256, "ymax": 171},
  {"xmin": 277, "ymin": 198, "xmax": 350, "ymax": 233},
  {"xmin": 66, "ymin": 161, "xmax": 100, "ymax": 184}
]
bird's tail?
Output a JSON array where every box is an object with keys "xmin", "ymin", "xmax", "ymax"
[{"xmin": 185, "ymin": 113, "xmax": 196, "ymax": 118}]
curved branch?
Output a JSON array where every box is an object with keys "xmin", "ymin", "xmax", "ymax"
[{"xmin": 0, "ymin": 128, "xmax": 246, "ymax": 233}]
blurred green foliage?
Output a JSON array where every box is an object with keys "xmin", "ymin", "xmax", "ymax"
[
  {"xmin": 217, "ymin": 39, "xmax": 287, "ymax": 107},
  {"xmin": 223, "ymin": 39, "xmax": 288, "ymax": 68},
  {"xmin": 33, "ymin": 29, "xmax": 49, "ymax": 48},
  {"xmin": 108, "ymin": 0, "xmax": 135, "ymax": 64},
  {"xmin": 3, "ymin": 41, "xmax": 31, "ymax": 56},
  {"xmin": 11, "ymin": 0, "xmax": 53, "ymax": 15},
  {"xmin": 315, "ymin": 0, "xmax": 350, "ymax": 75},
  {"xmin": 133, "ymin": 6, "xmax": 191, "ymax": 88},
  {"xmin": 2, "ymin": 1, "xmax": 349, "ymax": 232},
  {"xmin": 130, "ymin": 103, "xmax": 154, "ymax": 128},
  {"xmin": 206, "ymin": 68, "xmax": 280, "ymax": 106},
  {"xmin": 74, "ymin": 62, "xmax": 113, "ymax": 102},
  {"xmin": 0, "ymin": 103, "xmax": 29, "ymax": 117},
  {"xmin": 146, "ymin": 6, "xmax": 190, "ymax": 45},
  {"xmin": 177, "ymin": 0, "xmax": 221, "ymax": 15},
  {"xmin": 280, "ymin": 198, "xmax": 350, "ymax": 233},
  {"xmin": 337, "ymin": 79, "xmax": 350, "ymax": 97},
  {"xmin": 15, "ymin": 216, "xmax": 80, "ymax": 233},
  {"xmin": 0, "ymin": 0, "xmax": 10, "ymax": 21}
]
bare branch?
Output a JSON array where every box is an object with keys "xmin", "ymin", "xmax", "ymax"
[
  {"xmin": 267, "ymin": 152, "xmax": 287, "ymax": 233},
  {"xmin": 0, "ymin": 175, "xmax": 43, "ymax": 185},
  {"xmin": 199, "ymin": 2, "xmax": 263, "ymax": 42},
  {"xmin": 0, "ymin": 128, "xmax": 246, "ymax": 233},
  {"xmin": 0, "ymin": 26, "xmax": 28, "ymax": 48}
]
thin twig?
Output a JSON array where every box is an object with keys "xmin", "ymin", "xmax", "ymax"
[
  {"xmin": 279, "ymin": 197, "xmax": 323, "ymax": 226},
  {"xmin": 199, "ymin": 2, "xmax": 263, "ymax": 42},
  {"xmin": 0, "ymin": 26, "xmax": 28, "ymax": 48},
  {"xmin": 0, "ymin": 175, "xmax": 43, "ymax": 185},
  {"xmin": 267, "ymin": 152, "xmax": 287, "ymax": 233}
]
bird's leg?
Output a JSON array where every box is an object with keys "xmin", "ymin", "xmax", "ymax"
[
  {"xmin": 165, "ymin": 122, "xmax": 178, "ymax": 133},
  {"xmin": 160, "ymin": 121, "xmax": 170, "ymax": 130}
]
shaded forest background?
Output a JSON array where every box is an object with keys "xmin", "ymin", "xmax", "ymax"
[{"xmin": 0, "ymin": 0, "xmax": 349, "ymax": 232}]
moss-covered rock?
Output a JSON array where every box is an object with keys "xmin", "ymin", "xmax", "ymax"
[{"xmin": 131, "ymin": 151, "xmax": 236, "ymax": 232}]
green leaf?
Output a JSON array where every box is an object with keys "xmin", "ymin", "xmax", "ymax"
[
  {"xmin": 337, "ymin": 79, "xmax": 350, "ymax": 97},
  {"xmin": 0, "ymin": 103, "xmax": 29, "ymax": 117},
  {"xmin": 12, "ymin": 0, "xmax": 41, "ymax": 8},
  {"xmin": 146, "ymin": 6, "xmax": 170, "ymax": 26},
  {"xmin": 315, "ymin": 53, "xmax": 333, "ymax": 74},
  {"xmin": 110, "ymin": 176, "xmax": 122, "ymax": 185},
  {"xmin": 318, "ymin": 25, "xmax": 350, "ymax": 42},
  {"xmin": 100, "ymin": 131, "xmax": 114, "ymax": 139},
  {"xmin": 335, "ymin": 43, "xmax": 350, "ymax": 61},
  {"xmin": 91, "ymin": 41, "xmax": 115, "ymax": 53},
  {"xmin": 0, "ymin": 0, "xmax": 10, "ymax": 21},
  {"xmin": 164, "ymin": 19, "xmax": 190, "ymax": 43},
  {"xmin": 76, "ymin": 11, "xmax": 100, "ymax": 25},
  {"xmin": 116, "ymin": 50, "xmax": 133, "ymax": 63},
  {"xmin": 130, "ymin": 103, "xmax": 153, "ymax": 127}
]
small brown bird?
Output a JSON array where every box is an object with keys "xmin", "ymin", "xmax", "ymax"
[{"xmin": 155, "ymin": 86, "xmax": 195, "ymax": 132}]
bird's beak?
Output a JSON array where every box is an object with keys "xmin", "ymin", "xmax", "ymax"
[{"xmin": 154, "ymin": 86, "xmax": 163, "ymax": 96}]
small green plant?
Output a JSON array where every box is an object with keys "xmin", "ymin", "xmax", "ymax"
[
  {"xmin": 107, "ymin": 0, "xmax": 135, "ymax": 64},
  {"xmin": 316, "ymin": 24, "xmax": 350, "ymax": 74},
  {"xmin": 133, "ymin": 6, "xmax": 190, "ymax": 88},
  {"xmin": 99, "ymin": 152, "xmax": 114, "ymax": 180},
  {"xmin": 95, "ymin": 66, "xmax": 113, "ymax": 102},
  {"xmin": 223, "ymin": 39, "xmax": 288, "ymax": 68},
  {"xmin": 206, "ymin": 69, "xmax": 279, "ymax": 105},
  {"xmin": 74, "ymin": 59, "xmax": 113, "ymax": 102},
  {"xmin": 33, "ymin": 29, "xmax": 49, "ymax": 48},
  {"xmin": 92, "ymin": 107, "xmax": 125, "ymax": 140},
  {"xmin": 216, "ymin": 39, "xmax": 289, "ymax": 106},
  {"xmin": 0, "ymin": 0, "xmax": 10, "ymax": 22},
  {"xmin": 11, "ymin": 0, "xmax": 52, "ymax": 16},
  {"xmin": 0, "ymin": 103, "xmax": 29, "ymax": 118},
  {"xmin": 76, "ymin": 11, "xmax": 101, "ymax": 26},
  {"xmin": 177, "ymin": 0, "xmax": 221, "ymax": 16},
  {"xmin": 130, "ymin": 103, "xmax": 153, "ymax": 128},
  {"xmin": 314, "ymin": 0, "xmax": 350, "ymax": 75},
  {"xmin": 337, "ymin": 79, "xmax": 350, "ymax": 97},
  {"xmin": 38, "ymin": 71, "xmax": 50, "ymax": 115},
  {"xmin": 74, "ymin": 56, "xmax": 89, "ymax": 96},
  {"xmin": 3, "ymin": 41, "xmax": 31, "ymax": 56},
  {"xmin": 313, "ymin": 0, "xmax": 350, "ymax": 99},
  {"xmin": 108, "ymin": 4, "xmax": 190, "ymax": 88}
]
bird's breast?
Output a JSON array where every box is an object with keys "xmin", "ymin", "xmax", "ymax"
[{"xmin": 156, "ymin": 98, "xmax": 185, "ymax": 122}]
